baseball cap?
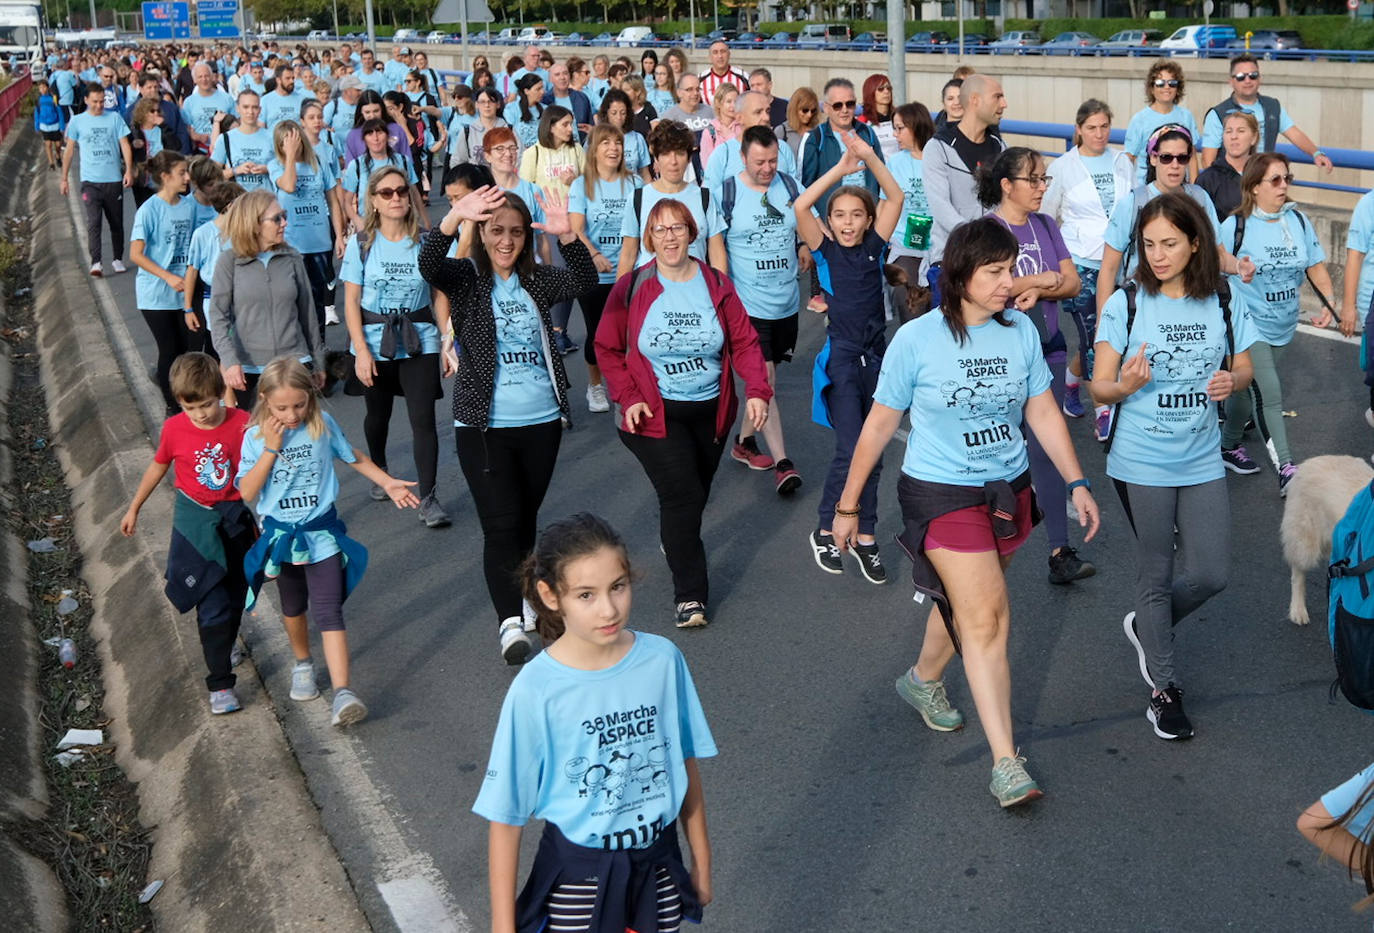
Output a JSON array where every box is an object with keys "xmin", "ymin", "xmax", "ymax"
[
  {"xmin": 338, "ymin": 75, "xmax": 363, "ymax": 90},
  {"xmin": 398, "ymin": 46, "xmax": 411, "ymax": 54}
]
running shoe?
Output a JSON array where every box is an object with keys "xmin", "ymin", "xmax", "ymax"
[
  {"xmin": 418, "ymin": 492, "xmax": 451, "ymax": 528},
  {"xmin": 1061, "ymin": 386, "xmax": 1085, "ymax": 419},
  {"xmin": 209, "ymin": 688, "xmax": 242, "ymax": 715},
  {"xmin": 290, "ymin": 659, "xmax": 319, "ymax": 701},
  {"xmin": 1122, "ymin": 611, "xmax": 1154, "ymax": 689},
  {"xmin": 586, "ymin": 383, "xmax": 610, "ymax": 413},
  {"xmin": 1221, "ymin": 445, "xmax": 1261, "ymax": 475},
  {"xmin": 89, "ymin": 263, "xmax": 102, "ymax": 277},
  {"xmin": 330, "ymin": 688, "xmax": 368, "ymax": 727},
  {"xmin": 674, "ymin": 601, "xmax": 709, "ymax": 629},
  {"xmin": 1278, "ymin": 461, "xmax": 1297, "ymax": 498},
  {"xmin": 774, "ymin": 459, "xmax": 802, "ymax": 495},
  {"xmin": 1147, "ymin": 684, "xmax": 1193, "ymax": 740},
  {"xmin": 731, "ymin": 436, "xmax": 774, "ymax": 471},
  {"xmin": 1365, "ymin": 408, "xmax": 1374, "ymax": 429},
  {"xmin": 554, "ymin": 330, "xmax": 578, "ymax": 356},
  {"xmin": 894, "ymin": 670, "xmax": 964, "ymax": 731},
  {"xmin": 1047, "ymin": 546, "xmax": 1095, "ymax": 585},
  {"xmin": 809, "ymin": 530, "xmax": 843, "ymax": 575},
  {"xmin": 851, "ymin": 542, "xmax": 887, "ymax": 584},
  {"xmin": 1094, "ymin": 407, "xmax": 1111, "ymax": 442},
  {"xmin": 110, "ymin": 259, "xmax": 127, "ymax": 274},
  {"xmin": 369, "ymin": 483, "xmax": 389, "ymax": 502},
  {"xmin": 990, "ymin": 752, "xmax": 1043, "ymax": 808},
  {"xmin": 230, "ymin": 640, "xmax": 246, "ymax": 667},
  {"xmin": 500, "ymin": 617, "xmax": 532, "ymax": 665}
]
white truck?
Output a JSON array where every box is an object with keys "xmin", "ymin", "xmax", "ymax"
[{"xmin": 0, "ymin": 1, "xmax": 44, "ymax": 72}]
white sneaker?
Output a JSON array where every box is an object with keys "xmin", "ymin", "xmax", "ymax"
[
  {"xmin": 1366, "ymin": 408, "xmax": 1374, "ymax": 429},
  {"xmin": 521, "ymin": 598, "xmax": 538, "ymax": 632},
  {"xmin": 324, "ymin": 304, "xmax": 340, "ymax": 325},
  {"xmin": 110, "ymin": 259, "xmax": 127, "ymax": 274},
  {"xmin": 586, "ymin": 383, "xmax": 610, "ymax": 413},
  {"xmin": 499, "ymin": 617, "xmax": 531, "ymax": 665},
  {"xmin": 89, "ymin": 262, "xmax": 102, "ymax": 277}
]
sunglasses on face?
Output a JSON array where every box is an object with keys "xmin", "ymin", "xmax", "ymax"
[
  {"xmin": 799, "ymin": 106, "xmax": 816, "ymax": 114},
  {"xmin": 876, "ymin": 84, "xmax": 891, "ymax": 92},
  {"xmin": 1265, "ymin": 173, "xmax": 1295, "ymax": 187},
  {"xmin": 374, "ymin": 185, "xmax": 409, "ymax": 200},
  {"xmin": 1154, "ymin": 152, "xmax": 1189, "ymax": 165},
  {"xmin": 263, "ymin": 212, "xmax": 288, "ymax": 224},
  {"xmin": 1152, "ymin": 78, "xmax": 1180, "ymax": 88},
  {"xmin": 831, "ymin": 99, "xmax": 856, "ymax": 109},
  {"xmin": 1232, "ymin": 71, "xmax": 1260, "ymax": 81}
]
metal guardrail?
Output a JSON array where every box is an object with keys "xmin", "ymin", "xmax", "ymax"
[{"xmin": 0, "ymin": 72, "xmax": 34, "ymax": 146}]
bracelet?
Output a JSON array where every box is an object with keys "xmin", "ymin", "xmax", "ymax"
[
  {"xmin": 834, "ymin": 504, "xmax": 861, "ymax": 517},
  {"xmin": 1314, "ymin": 149, "xmax": 1327, "ymax": 160},
  {"xmin": 1066, "ymin": 478, "xmax": 1091, "ymax": 494},
  {"xmin": 263, "ymin": 447, "xmax": 281, "ymax": 456}
]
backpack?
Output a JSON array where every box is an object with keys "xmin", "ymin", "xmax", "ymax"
[
  {"xmin": 720, "ymin": 173, "xmax": 800, "ymax": 230},
  {"xmin": 1327, "ymin": 481, "xmax": 1374, "ymax": 710},
  {"xmin": 1118, "ymin": 183, "xmax": 1207, "ymax": 287},
  {"xmin": 1101, "ymin": 279, "xmax": 1235, "ymax": 454},
  {"xmin": 631, "ymin": 186, "xmax": 712, "ymax": 239},
  {"xmin": 624, "ymin": 258, "xmax": 726, "ymax": 306},
  {"xmin": 1231, "ymin": 209, "xmax": 1337, "ymax": 318}
]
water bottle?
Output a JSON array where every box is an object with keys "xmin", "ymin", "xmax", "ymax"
[{"xmin": 58, "ymin": 638, "xmax": 76, "ymax": 669}]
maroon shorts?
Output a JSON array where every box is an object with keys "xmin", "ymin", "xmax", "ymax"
[{"xmin": 924, "ymin": 485, "xmax": 1035, "ymax": 556}]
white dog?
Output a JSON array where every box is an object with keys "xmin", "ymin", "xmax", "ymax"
[{"xmin": 1281, "ymin": 455, "xmax": 1374, "ymax": 625}]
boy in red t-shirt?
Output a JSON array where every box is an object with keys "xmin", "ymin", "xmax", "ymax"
[{"xmin": 122, "ymin": 353, "xmax": 257, "ymax": 714}]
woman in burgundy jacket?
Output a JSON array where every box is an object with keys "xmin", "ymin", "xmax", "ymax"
[{"xmin": 595, "ymin": 196, "xmax": 772, "ymax": 630}]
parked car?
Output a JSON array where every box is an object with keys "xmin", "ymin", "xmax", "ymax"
[
  {"xmin": 955, "ymin": 33, "xmax": 991, "ymax": 51},
  {"xmin": 732, "ymin": 31, "xmax": 766, "ymax": 45},
  {"xmin": 494, "ymin": 28, "xmax": 520, "ymax": 44},
  {"xmin": 1226, "ymin": 29, "xmax": 1304, "ymax": 58},
  {"xmin": 1099, "ymin": 28, "xmax": 1163, "ymax": 55},
  {"xmin": 848, "ymin": 31, "xmax": 887, "ymax": 51},
  {"xmin": 705, "ymin": 28, "xmax": 738, "ymax": 42},
  {"xmin": 393, "ymin": 28, "xmax": 419, "ymax": 42},
  {"xmin": 590, "ymin": 32, "xmax": 615, "ymax": 45},
  {"xmin": 616, "ymin": 25, "xmax": 653, "ymax": 46},
  {"xmin": 306, "ymin": 29, "xmax": 330, "ymax": 41},
  {"xmin": 516, "ymin": 26, "xmax": 552, "ymax": 43},
  {"xmin": 765, "ymin": 31, "xmax": 796, "ymax": 45},
  {"xmin": 991, "ymin": 30, "xmax": 1042, "ymax": 54},
  {"xmin": 563, "ymin": 32, "xmax": 589, "ymax": 45},
  {"xmin": 1159, "ymin": 24, "xmax": 1239, "ymax": 56},
  {"xmin": 425, "ymin": 30, "xmax": 447, "ymax": 44},
  {"xmin": 469, "ymin": 30, "xmax": 490, "ymax": 43},
  {"xmin": 1041, "ymin": 31, "xmax": 1100, "ymax": 55},
  {"xmin": 798, "ymin": 23, "xmax": 850, "ymax": 47},
  {"xmin": 906, "ymin": 30, "xmax": 952, "ymax": 50}
]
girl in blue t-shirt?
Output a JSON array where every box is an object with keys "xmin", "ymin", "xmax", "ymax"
[
  {"xmin": 270, "ymin": 120, "xmax": 345, "ymax": 337},
  {"xmin": 504, "ymin": 73, "xmax": 545, "ymax": 152},
  {"xmin": 599, "ymin": 89, "xmax": 653, "ymax": 183},
  {"xmin": 130, "ymin": 150, "xmax": 202, "ymax": 414},
  {"xmin": 182, "ymin": 179, "xmax": 244, "ymax": 366},
  {"xmin": 794, "ymin": 130, "xmax": 906, "ymax": 584},
  {"xmin": 1090, "ymin": 192, "xmax": 1256, "ymax": 743},
  {"xmin": 237, "ymin": 357, "xmax": 420, "ymax": 728},
  {"xmin": 475, "ymin": 513, "xmax": 716, "ymax": 933},
  {"xmin": 1218, "ymin": 152, "xmax": 1337, "ymax": 494},
  {"xmin": 833, "ymin": 217, "xmax": 1099, "ymax": 808},
  {"xmin": 342, "ymin": 118, "xmax": 421, "ymax": 230},
  {"xmin": 1299, "ymin": 760, "xmax": 1374, "ymax": 913}
]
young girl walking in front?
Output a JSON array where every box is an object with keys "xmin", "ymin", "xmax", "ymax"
[
  {"xmin": 474, "ymin": 513, "xmax": 716, "ymax": 933},
  {"xmin": 236, "ymin": 357, "xmax": 420, "ymax": 727}
]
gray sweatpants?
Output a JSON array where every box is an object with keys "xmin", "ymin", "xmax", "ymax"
[{"xmin": 1114, "ymin": 478, "xmax": 1230, "ymax": 689}]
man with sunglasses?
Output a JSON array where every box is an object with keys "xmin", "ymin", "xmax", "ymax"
[
  {"xmin": 1200, "ymin": 53, "xmax": 1332, "ymax": 173},
  {"xmin": 800, "ymin": 78, "xmax": 885, "ymax": 215}
]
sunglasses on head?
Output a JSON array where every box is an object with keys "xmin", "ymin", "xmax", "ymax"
[
  {"xmin": 1154, "ymin": 152, "xmax": 1189, "ymax": 165},
  {"xmin": 1152, "ymin": 78, "xmax": 1180, "ymax": 88},
  {"xmin": 1232, "ymin": 71, "xmax": 1260, "ymax": 81}
]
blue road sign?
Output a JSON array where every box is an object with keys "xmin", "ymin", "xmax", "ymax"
[
  {"xmin": 142, "ymin": 2, "xmax": 191, "ymax": 41},
  {"xmin": 197, "ymin": 0, "xmax": 240, "ymax": 38}
]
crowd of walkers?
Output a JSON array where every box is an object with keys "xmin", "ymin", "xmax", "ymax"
[{"xmin": 44, "ymin": 32, "xmax": 1374, "ymax": 929}]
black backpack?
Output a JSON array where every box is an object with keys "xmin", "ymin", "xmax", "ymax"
[{"xmin": 719, "ymin": 173, "xmax": 800, "ymax": 230}]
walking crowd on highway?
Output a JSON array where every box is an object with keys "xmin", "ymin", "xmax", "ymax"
[{"xmin": 23, "ymin": 29, "xmax": 1374, "ymax": 929}]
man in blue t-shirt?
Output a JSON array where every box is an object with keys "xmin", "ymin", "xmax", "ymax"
[
  {"xmin": 62, "ymin": 84, "xmax": 133, "ymax": 277},
  {"xmin": 260, "ymin": 64, "xmax": 308, "ymax": 130},
  {"xmin": 1200, "ymin": 54, "xmax": 1332, "ymax": 174},
  {"xmin": 181, "ymin": 62, "xmax": 236, "ymax": 153},
  {"xmin": 383, "ymin": 46, "xmax": 412, "ymax": 92},
  {"xmin": 355, "ymin": 50, "xmax": 390, "ymax": 95}
]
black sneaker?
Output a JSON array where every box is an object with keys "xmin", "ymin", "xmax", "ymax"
[
  {"xmin": 1047, "ymin": 546, "xmax": 1096, "ymax": 585},
  {"xmin": 810, "ymin": 530, "xmax": 843, "ymax": 575},
  {"xmin": 850, "ymin": 542, "xmax": 887, "ymax": 584},
  {"xmin": 1147, "ymin": 684, "xmax": 1194, "ymax": 740},
  {"xmin": 674, "ymin": 601, "xmax": 708, "ymax": 628}
]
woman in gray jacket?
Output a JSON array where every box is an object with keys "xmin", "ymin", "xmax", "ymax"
[{"xmin": 209, "ymin": 189, "xmax": 324, "ymax": 407}]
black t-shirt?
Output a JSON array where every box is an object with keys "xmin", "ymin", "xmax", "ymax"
[
  {"xmin": 946, "ymin": 124, "xmax": 1004, "ymax": 176},
  {"xmin": 767, "ymin": 96, "xmax": 789, "ymax": 129}
]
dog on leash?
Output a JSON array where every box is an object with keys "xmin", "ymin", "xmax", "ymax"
[{"xmin": 1282, "ymin": 455, "xmax": 1374, "ymax": 625}]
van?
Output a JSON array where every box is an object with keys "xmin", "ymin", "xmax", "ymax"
[
  {"xmin": 1158, "ymin": 24, "xmax": 1239, "ymax": 56},
  {"xmin": 616, "ymin": 26, "xmax": 652, "ymax": 47},
  {"xmin": 798, "ymin": 23, "xmax": 850, "ymax": 47},
  {"xmin": 495, "ymin": 27, "xmax": 520, "ymax": 43}
]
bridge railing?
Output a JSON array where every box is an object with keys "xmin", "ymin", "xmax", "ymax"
[{"xmin": 0, "ymin": 72, "xmax": 34, "ymax": 148}]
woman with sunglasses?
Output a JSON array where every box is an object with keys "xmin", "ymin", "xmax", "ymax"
[
  {"xmin": 857, "ymin": 74, "xmax": 899, "ymax": 159},
  {"xmin": 1196, "ymin": 110, "xmax": 1258, "ymax": 221},
  {"xmin": 1217, "ymin": 153, "xmax": 1336, "ymax": 495},
  {"xmin": 1123, "ymin": 60, "xmax": 1200, "ymax": 185},
  {"xmin": 447, "ymin": 86, "xmax": 508, "ymax": 169},
  {"xmin": 342, "ymin": 118, "xmax": 422, "ymax": 231},
  {"xmin": 342, "ymin": 165, "xmax": 455, "ymax": 529},
  {"xmin": 595, "ymin": 197, "xmax": 772, "ymax": 630},
  {"xmin": 774, "ymin": 86, "xmax": 820, "ymax": 162},
  {"xmin": 979, "ymin": 147, "xmax": 1096, "ymax": 587}
]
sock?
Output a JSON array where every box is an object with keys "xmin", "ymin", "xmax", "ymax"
[{"xmin": 1065, "ymin": 373, "xmax": 1080, "ymax": 389}]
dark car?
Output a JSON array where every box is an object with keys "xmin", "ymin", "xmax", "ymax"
[
  {"xmin": 731, "ymin": 31, "xmax": 767, "ymax": 45},
  {"xmin": 765, "ymin": 31, "xmax": 796, "ymax": 45},
  {"xmin": 589, "ymin": 32, "xmax": 614, "ymax": 46},
  {"xmin": 1041, "ymin": 31, "xmax": 1101, "ymax": 55},
  {"xmin": 1226, "ymin": 29, "xmax": 1305, "ymax": 59},
  {"xmin": 906, "ymin": 30, "xmax": 952, "ymax": 50},
  {"xmin": 953, "ymin": 33, "xmax": 991, "ymax": 52},
  {"xmin": 563, "ymin": 31, "xmax": 588, "ymax": 45},
  {"xmin": 849, "ymin": 31, "xmax": 887, "ymax": 51}
]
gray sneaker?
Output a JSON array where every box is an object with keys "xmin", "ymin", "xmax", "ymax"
[
  {"xmin": 500, "ymin": 617, "xmax": 532, "ymax": 665},
  {"xmin": 330, "ymin": 688, "xmax": 368, "ymax": 727},
  {"xmin": 369, "ymin": 483, "xmax": 389, "ymax": 502},
  {"xmin": 418, "ymin": 492, "xmax": 451, "ymax": 528},
  {"xmin": 290, "ymin": 659, "xmax": 320, "ymax": 701},
  {"xmin": 990, "ymin": 752, "xmax": 1043, "ymax": 808},
  {"xmin": 209, "ymin": 688, "xmax": 242, "ymax": 715},
  {"xmin": 895, "ymin": 670, "xmax": 964, "ymax": 731}
]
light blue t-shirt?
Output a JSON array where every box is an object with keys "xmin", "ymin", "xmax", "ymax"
[
  {"xmin": 340, "ymin": 234, "xmax": 436, "ymax": 360},
  {"xmin": 586, "ymin": 77, "xmax": 610, "ymax": 109},
  {"xmin": 646, "ymin": 88, "xmax": 673, "ymax": 114},
  {"xmin": 211, "ymin": 126, "xmax": 274, "ymax": 191},
  {"xmin": 882, "ymin": 149, "xmax": 931, "ymax": 261},
  {"xmin": 323, "ymin": 98, "xmax": 357, "ymax": 138},
  {"xmin": 1103, "ymin": 183, "xmax": 1222, "ymax": 278},
  {"xmin": 620, "ymin": 183, "xmax": 725, "ymax": 269},
  {"xmin": 473, "ymin": 631, "xmax": 717, "ymax": 851},
  {"xmin": 723, "ymin": 173, "xmax": 801, "ymax": 321},
  {"xmin": 502, "ymin": 178, "xmax": 547, "ymax": 226},
  {"xmin": 622, "ymin": 130, "xmax": 651, "ymax": 176},
  {"xmin": 1349, "ymin": 190, "xmax": 1374, "ymax": 320},
  {"xmin": 268, "ymin": 156, "xmax": 338, "ymax": 255},
  {"xmin": 341, "ymin": 150, "xmax": 417, "ymax": 195},
  {"xmin": 1322, "ymin": 760, "xmax": 1374, "ymax": 843},
  {"xmin": 181, "ymin": 88, "xmax": 236, "ymax": 138},
  {"xmin": 356, "ymin": 68, "xmax": 390, "ymax": 96},
  {"xmin": 259, "ymin": 89, "xmax": 309, "ymax": 129},
  {"xmin": 638, "ymin": 270, "xmax": 724, "ymax": 402},
  {"xmin": 1096, "ymin": 287, "xmax": 1258, "ymax": 486},
  {"xmin": 569, "ymin": 175, "xmax": 643, "ymax": 285},
  {"xmin": 701, "ymin": 136, "xmax": 798, "ymax": 191},
  {"xmin": 186, "ymin": 220, "xmax": 228, "ymax": 317},
  {"xmin": 383, "ymin": 59, "xmax": 410, "ymax": 90},
  {"xmin": 54, "ymin": 69, "xmax": 79, "ymax": 106},
  {"xmin": 1123, "ymin": 105, "xmax": 1201, "ymax": 184},
  {"xmin": 130, "ymin": 195, "xmax": 196, "ymax": 310},
  {"xmin": 487, "ymin": 272, "xmax": 559, "ymax": 428},
  {"xmin": 65, "ymin": 111, "xmax": 129, "ymax": 183},
  {"xmin": 236, "ymin": 412, "xmax": 357, "ymax": 563},
  {"xmin": 1080, "ymin": 151, "xmax": 1120, "ymax": 217},
  {"xmin": 1221, "ymin": 209, "xmax": 1324, "ymax": 347},
  {"xmin": 503, "ymin": 100, "xmax": 542, "ymax": 150},
  {"xmin": 1201, "ymin": 99, "xmax": 1294, "ymax": 151},
  {"xmin": 241, "ymin": 76, "xmax": 268, "ymax": 96},
  {"xmin": 874, "ymin": 311, "xmax": 1051, "ymax": 485}
]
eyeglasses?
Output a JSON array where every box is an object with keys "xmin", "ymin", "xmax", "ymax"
[
  {"xmin": 1152, "ymin": 78, "xmax": 1180, "ymax": 88},
  {"xmin": 374, "ymin": 185, "xmax": 409, "ymax": 200},
  {"xmin": 1264, "ymin": 173, "xmax": 1295, "ymax": 187},
  {"xmin": 650, "ymin": 223, "xmax": 689, "ymax": 238},
  {"xmin": 831, "ymin": 99, "xmax": 856, "ymax": 109},
  {"xmin": 1011, "ymin": 174, "xmax": 1049, "ymax": 187},
  {"xmin": 1232, "ymin": 71, "xmax": 1260, "ymax": 81},
  {"xmin": 1154, "ymin": 152, "xmax": 1189, "ymax": 165},
  {"xmin": 489, "ymin": 144, "xmax": 518, "ymax": 155},
  {"xmin": 262, "ymin": 212, "xmax": 288, "ymax": 224}
]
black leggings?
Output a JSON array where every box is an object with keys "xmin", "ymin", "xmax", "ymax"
[
  {"xmin": 361, "ymin": 357, "xmax": 441, "ymax": 497},
  {"xmin": 141, "ymin": 308, "xmax": 207, "ymax": 412},
  {"xmin": 455, "ymin": 418, "xmax": 563, "ymax": 621},
  {"xmin": 301, "ymin": 251, "xmax": 335, "ymax": 337},
  {"xmin": 581, "ymin": 282, "xmax": 614, "ymax": 366}
]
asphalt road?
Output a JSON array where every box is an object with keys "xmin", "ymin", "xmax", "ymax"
[{"xmin": 66, "ymin": 180, "xmax": 1374, "ymax": 932}]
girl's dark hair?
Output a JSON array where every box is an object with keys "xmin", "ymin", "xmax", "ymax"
[
  {"xmin": 648, "ymin": 118, "xmax": 694, "ymax": 158},
  {"xmin": 893, "ymin": 101, "xmax": 934, "ymax": 150},
  {"xmin": 938, "ymin": 218, "xmax": 1018, "ymax": 345},
  {"xmin": 1144, "ymin": 125, "xmax": 1193, "ymax": 184},
  {"xmin": 825, "ymin": 184, "xmax": 876, "ymax": 224},
  {"xmin": 598, "ymin": 88, "xmax": 633, "ymax": 129},
  {"xmin": 640, "ymin": 49, "xmax": 658, "ymax": 72},
  {"xmin": 976, "ymin": 146, "xmax": 1039, "ymax": 209},
  {"xmin": 352, "ymin": 89, "xmax": 384, "ymax": 127},
  {"xmin": 147, "ymin": 149, "xmax": 187, "ymax": 186},
  {"xmin": 1133, "ymin": 191, "xmax": 1220, "ymax": 299},
  {"xmin": 1236, "ymin": 151, "xmax": 1288, "ymax": 218},
  {"xmin": 474, "ymin": 85, "xmax": 503, "ymax": 107},
  {"xmin": 471, "ymin": 67, "xmax": 494, "ymax": 88},
  {"xmin": 537, "ymin": 104, "xmax": 574, "ymax": 149},
  {"xmin": 515, "ymin": 72, "xmax": 545, "ymax": 124},
  {"xmin": 942, "ymin": 77, "xmax": 962, "ymax": 98},
  {"xmin": 359, "ymin": 117, "xmax": 394, "ymax": 155},
  {"xmin": 442, "ymin": 162, "xmax": 495, "ymax": 193},
  {"xmin": 473, "ymin": 191, "xmax": 537, "ymax": 280},
  {"xmin": 521, "ymin": 513, "xmax": 631, "ymax": 643}
]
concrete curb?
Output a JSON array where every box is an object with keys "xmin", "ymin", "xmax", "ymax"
[{"xmin": 30, "ymin": 151, "xmax": 370, "ymax": 929}]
